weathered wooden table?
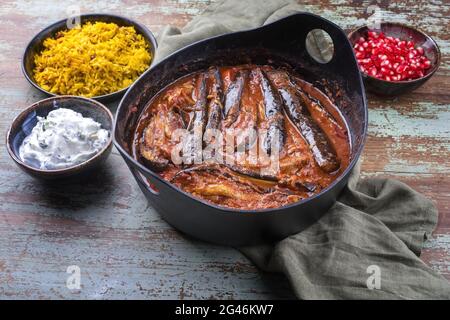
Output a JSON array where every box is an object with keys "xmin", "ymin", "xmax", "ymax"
[{"xmin": 0, "ymin": 0, "xmax": 448, "ymax": 299}]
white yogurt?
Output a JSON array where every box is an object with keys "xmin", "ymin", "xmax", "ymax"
[{"xmin": 19, "ymin": 108, "xmax": 110, "ymax": 170}]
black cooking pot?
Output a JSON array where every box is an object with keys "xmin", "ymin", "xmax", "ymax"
[{"xmin": 114, "ymin": 13, "xmax": 368, "ymax": 246}]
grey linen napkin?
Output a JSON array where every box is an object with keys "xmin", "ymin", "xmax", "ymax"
[{"xmin": 154, "ymin": 0, "xmax": 450, "ymax": 299}]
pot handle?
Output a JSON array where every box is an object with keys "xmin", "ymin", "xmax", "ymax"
[
  {"xmin": 125, "ymin": 160, "xmax": 163, "ymax": 196},
  {"xmin": 297, "ymin": 13, "xmax": 357, "ymax": 70},
  {"xmin": 132, "ymin": 168, "xmax": 160, "ymax": 195},
  {"xmin": 264, "ymin": 13, "xmax": 357, "ymax": 70}
]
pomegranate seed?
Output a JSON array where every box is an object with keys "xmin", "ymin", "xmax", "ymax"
[
  {"xmin": 416, "ymin": 46, "xmax": 424, "ymax": 55},
  {"xmin": 380, "ymin": 67, "xmax": 389, "ymax": 75},
  {"xmin": 380, "ymin": 59, "xmax": 390, "ymax": 67},
  {"xmin": 396, "ymin": 65, "xmax": 405, "ymax": 74}
]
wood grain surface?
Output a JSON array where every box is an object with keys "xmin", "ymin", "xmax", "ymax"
[{"xmin": 0, "ymin": 0, "xmax": 448, "ymax": 299}]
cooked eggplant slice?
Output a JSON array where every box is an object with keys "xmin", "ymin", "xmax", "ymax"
[
  {"xmin": 267, "ymin": 70, "xmax": 340, "ymax": 173},
  {"xmin": 183, "ymin": 73, "xmax": 208, "ymax": 164},
  {"xmin": 170, "ymin": 164, "xmax": 219, "ymax": 180},
  {"xmin": 223, "ymin": 70, "xmax": 248, "ymax": 127},
  {"xmin": 187, "ymin": 73, "xmax": 207, "ymax": 132},
  {"xmin": 172, "ymin": 164, "xmax": 277, "ymax": 185},
  {"xmin": 195, "ymin": 184, "xmax": 253, "ymax": 200},
  {"xmin": 206, "ymin": 67, "xmax": 224, "ymax": 130},
  {"xmin": 225, "ymin": 164, "xmax": 278, "ymax": 182},
  {"xmin": 192, "ymin": 180, "xmax": 292, "ymax": 202},
  {"xmin": 171, "ymin": 164, "xmax": 280, "ymax": 199},
  {"xmin": 140, "ymin": 146, "xmax": 169, "ymax": 171},
  {"xmin": 295, "ymin": 181, "xmax": 317, "ymax": 193},
  {"xmin": 140, "ymin": 124, "xmax": 169, "ymax": 171},
  {"xmin": 257, "ymin": 69, "xmax": 286, "ymax": 156}
]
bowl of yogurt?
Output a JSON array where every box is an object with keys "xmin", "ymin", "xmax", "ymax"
[{"xmin": 6, "ymin": 96, "xmax": 113, "ymax": 179}]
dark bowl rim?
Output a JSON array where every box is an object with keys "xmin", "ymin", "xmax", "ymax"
[
  {"xmin": 113, "ymin": 11, "xmax": 369, "ymax": 215},
  {"xmin": 6, "ymin": 95, "xmax": 114, "ymax": 174},
  {"xmin": 347, "ymin": 22, "xmax": 441, "ymax": 84},
  {"xmin": 21, "ymin": 13, "xmax": 158, "ymax": 102}
]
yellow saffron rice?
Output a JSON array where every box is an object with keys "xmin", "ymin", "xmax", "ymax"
[{"xmin": 33, "ymin": 21, "xmax": 151, "ymax": 97}]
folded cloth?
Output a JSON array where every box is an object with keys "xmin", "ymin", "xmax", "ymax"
[
  {"xmin": 154, "ymin": 0, "xmax": 450, "ymax": 299},
  {"xmin": 241, "ymin": 162, "xmax": 450, "ymax": 299}
]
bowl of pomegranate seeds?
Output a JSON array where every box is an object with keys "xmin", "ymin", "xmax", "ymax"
[{"xmin": 348, "ymin": 23, "xmax": 441, "ymax": 96}]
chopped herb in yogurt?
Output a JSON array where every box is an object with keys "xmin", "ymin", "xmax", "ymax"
[{"xmin": 19, "ymin": 108, "xmax": 109, "ymax": 170}]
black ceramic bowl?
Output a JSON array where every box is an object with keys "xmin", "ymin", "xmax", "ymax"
[
  {"xmin": 6, "ymin": 96, "xmax": 113, "ymax": 180},
  {"xmin": 22, "ymin": 14, "xmax": 157, "ymax": 102},
  {"xmin": 114, "ymin": 13, "xmax": 368, "ymax": 246},
  {"xmin": 348, "ymin": 23, "xmax": 441, "ymax": 96}
]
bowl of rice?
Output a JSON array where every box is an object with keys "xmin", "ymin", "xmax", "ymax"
[{"xmin": 22, "ymin": 14, "xmax": 157, "ymax": 102}]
